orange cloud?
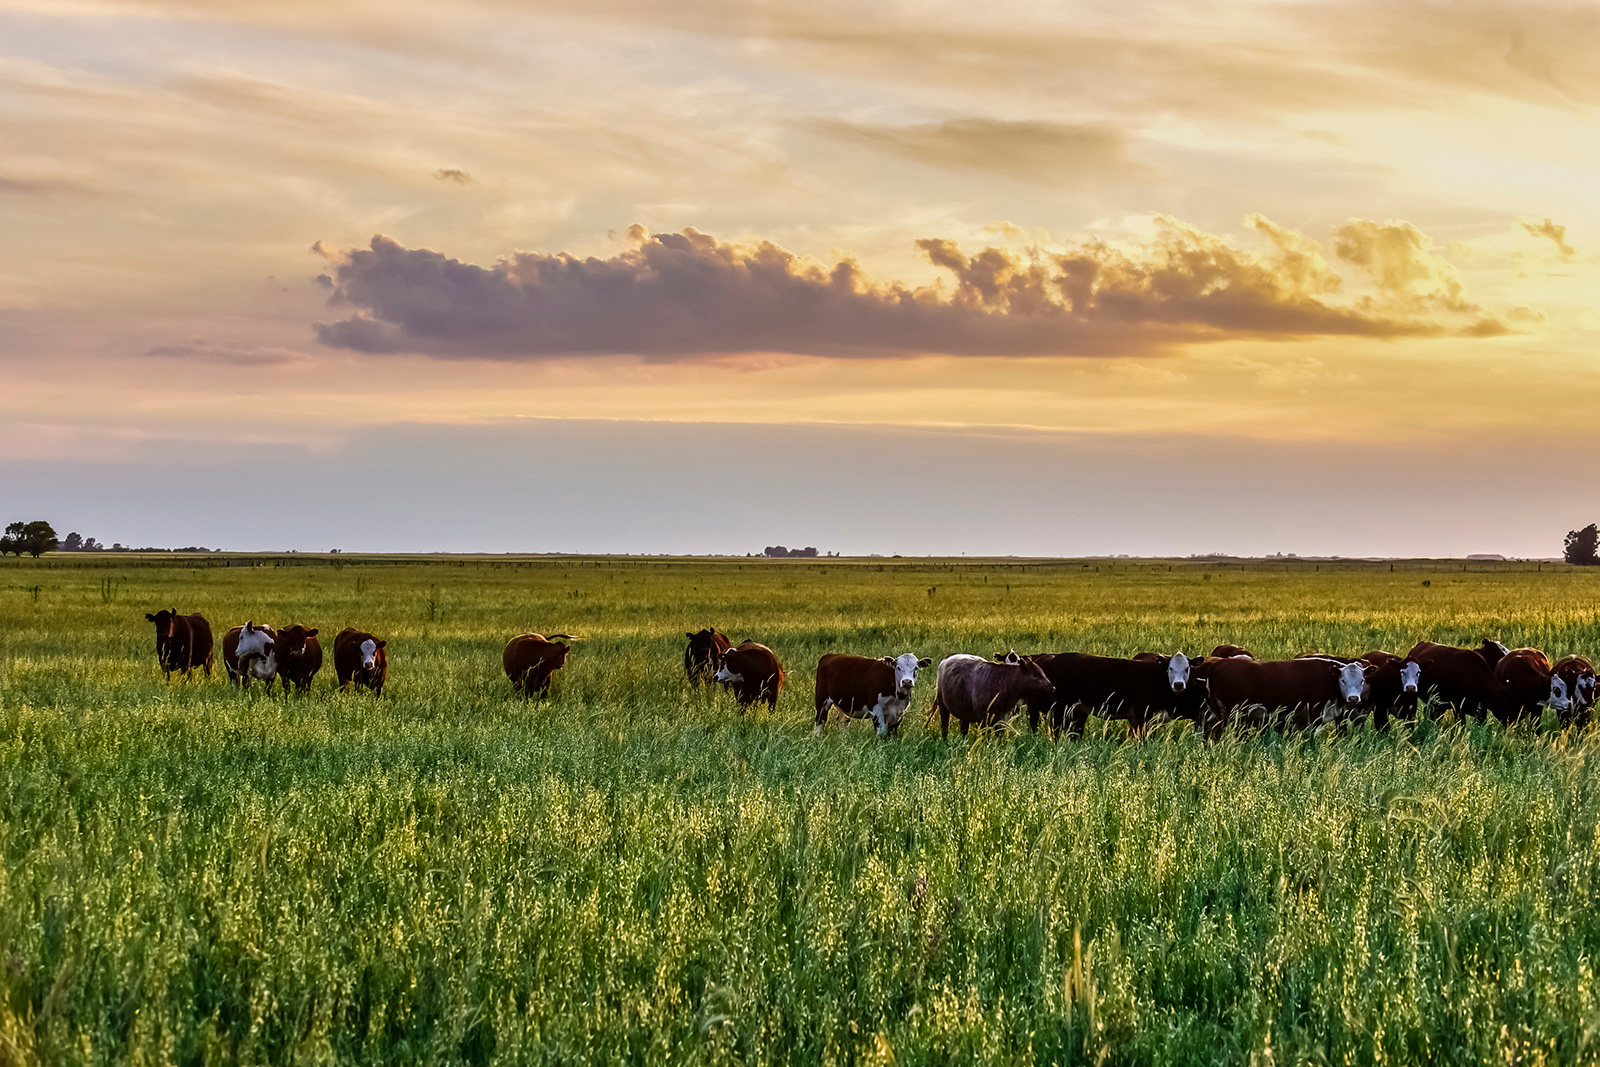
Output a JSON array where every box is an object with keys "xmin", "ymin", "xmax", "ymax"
[
  {"xmin": 1520, "ymin": 217, "xmax": 1576, "ymax": 260},
  {"xmin": 312, "ymin": 216, "xmax": 1525, "ymax": 361}
]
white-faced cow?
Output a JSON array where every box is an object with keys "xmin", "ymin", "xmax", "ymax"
[
  {"xmin": 813, "ymin": 652, "xmax": 931, "ymax": 736},
  {"xmin": 334, "ymin": 628, "xmax": 388, "ymax": 695},
  {"xmin": 1553, "ymin": 656, "xmax": 1597, "ymax": 726},
  {"xmin": 1010, "ymin": 651, "xmax": 1196, "ymax": 738},
  {"xmin": 930, "ymin": 654, "xmax": 1056, "ymax": 739},
  {"xmin": 1293, "ymin": 650, "xmax": 1421, "ymax": 728},
  {"xmin": 222, "ymin": 622, "xmax": 277, "ymax": 691},
  {"xmin": 713, "ymin": 640, "xmax": 784, "ymax": 710},
  {"xmin": 1200, "ymin": 656, "xmax": 1374, "ymax": 736}
]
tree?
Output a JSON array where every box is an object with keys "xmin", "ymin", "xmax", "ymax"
[
  {"xmin": 20, "ymin": 521, "xmax": 58, "ymax": 557},
  {"xmin": 1566, "ymin": 523, "xmax": 1600, "ymax": 566},
  {"xmin": 62, "ymin": 531, "xmax": 83, "ymax": 551},
  {"xmin": 0, "ymin": 522, "xmax": 22, "ymax": 557}
]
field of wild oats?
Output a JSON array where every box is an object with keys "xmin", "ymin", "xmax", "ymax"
[{"xmin": 2, "ymin": 553, "xmax": 1599, "ymax": 1066}]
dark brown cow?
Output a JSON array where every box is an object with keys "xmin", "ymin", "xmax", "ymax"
[
  {"xmin": 814, "ymin": 652, "xmax": 931, "ymax": 736},
  {"xmin": 504, "ymin": 633, "xmax": 576, "ymax": 697},
  {"xmin": 222, "ymin": 622, "xmax": 277, "ymax": 691},
  {"xmin": 714, "ymin": 640, "xmax": 784, "ymax": 710},
  {"xmin": 1553, "ymin": 656, "xmax": 1597, "ymax": 725},
  {"xmin": 1490, "ymin": 648, "xmax": 1557, "ymax": 722},
  {"xmin": 144, "ymin": 609, "xmax": 214, "ymax": 680},
  {"xmin": 333, "ymin": 628, "xmax": 388, "ymax": 695},
  {"xmin": 1199, "ymin": 656, "xmax": 1374, "ymax": 735},
  {"xmin": 1292, "ymin": 651, "xmax": 1421, "ymax": 728},
  {"xmin": 930, "ymin": 654, "xmax": 1056, "ymax": 738},
  {"xmin": 1015, "ymin": 652, "xmax": 1197, "ymax": 738},
  {"xmin": 1210, "ymin": 645, "xmax": 1255, "ymax": 660},
  {"xmin": 685, "ymin": 628, "xmax": 732, "ymax": 684},
  {"xmin": 275, "ymin": 625, "xmax": 322, "ymax": 694},
  {"xmin": 1406, "ymin": 639, "xmax": 1509, "ymax": 720}
]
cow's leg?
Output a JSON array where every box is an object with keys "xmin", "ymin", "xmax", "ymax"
[
  {"xmin": 959, "ymin": 719, "xmax": 970, "ymax": 736},
  {"xmin": 814, "ymin": 697, "xmax": 829, "ymax": 736}
]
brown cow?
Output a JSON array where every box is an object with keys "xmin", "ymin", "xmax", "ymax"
[
  {"xmin": 1292, "ymin": 651, "xmax": 1421, "ymax": 728},
  {"xmin": 1489, "ymin": 648, "xmax": 1559, "ymax": 723},
  {"xmin": 144, "ymin": 609, "xmax": 214, "ymax": 680},
  {"xmin": 714, "ymin": 640, "xmax": 784, "ymax": 710},
  {"xmin": 222, "ymin": 622, "xmax": 277, "ymax": 691},
  {"xmin": 275, "ymin": 625, "xmax": 322, "ymax": 694},
  {"xmin": 1200, "ymin": 656, "xmax": 1374, "ymax": 735},
  {"xmin": 1406, "ymin": 639, "xmax": 1509, "ymax": 720},
  {"xmin": 1210, "ymin": 645, "xmax": 1255, "ymax": 660},
  {"xmin": 930, "ymin": 654, "xmax": 1056, "ymax": 738},
  {"xmin": 685, "ymin": 628, "xmax": 732, "ymax": 684},
  {"xmin": 1553, "ymin": 656, "xmax": 1597, "ymax": 725},
  {"xmin": 504, "ymin": 633, "xmax": 576, "ymax": 697},
  {"xmin": 333, "ymin": 628, "xmax": 387, "ymax": 695},
  {"xmin": 1014, "ymin": 652, "xmax": 1197, "ymax": 738},
  {"xmin": 814, "ymin": 652, "xmax": 931, "ymax": 736}
]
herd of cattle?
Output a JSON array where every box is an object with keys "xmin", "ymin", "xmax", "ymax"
[{"xmin": 143, "ymin": 610, "xmax": 1597, "ymax": 738}]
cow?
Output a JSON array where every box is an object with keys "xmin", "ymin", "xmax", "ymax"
[
  {"xmin": 275, "ymin": 625, "xmax": 322, "ymax": 694},
  {"xmin": 685, "ymin": 628, "xmax": 732, "ymax": 684},
  {"xmin": 1015, "ymin": 652, "xmax": 1196, "ymax": 738},
  {"xmin": 713, "ymin": 640, "xmax": 784, "ymax": 710},
  {"xmin": 813, "ymin": 652, "xmax": 931, "ymax": 736},
  {"xmin": 930, "ymin": 654, "xmax": 1056, "ymax": 739},
  {"xmin": 144, "ymin": 609, "xmax": 214, "ymax": 680},
  {"xmin": 1200, "ymin": 656, "xmax": 1374, "ymax": 736},
  {"xmin": 1292, "ymin": 651, "xmax": 1421, "ymax": 728},
  {"xmin": 504, "ymin": 633, "xmax": 577, "ymax": 697},
  {"xmin": 333, "ymin": 628, "xmax": 387, "ymax": 695},
  {"xmin": 222, "ymin": 622, "xmax": 277, "ymax": 691},
  {"xmin": 1406, "ymin": 639, "xmax": 1509, "ymax": 720},
  {"xmin": 1489, "ymin": 648, "xmax": 1562, "ymax": 723},
  {"xmin": 1210, "ymin": 645, "xmax": 1255, "ymax": 660},
  {"xmin": 1553, "ymin": 656, "xmax": 1597, "ymax": 725}
]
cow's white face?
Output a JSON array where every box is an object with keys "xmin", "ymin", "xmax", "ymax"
[
  {"xmin": 1578, "ymin": 675, "xmax": 1596, "ymax": 708},
  {"xmin": 1399, "ymin": 661, "xmax": 1421, "ymax": 694},
  {"xmin": 360, "ymin": 638, "xmax": 379, "ymax": 670},
  {"xmin": 237, "ymin": 624, "xmax": 272, "ymax": 660},
  {"xmin": 1338, "ymin": 661, "xmax": 1369, "ymax": 705},
  {"xmin": 1000, "ymin": 648, "xmax": 1022, "ymax": 665},
  {"xmin": 713, "ymin": 663, "xmax": 741, "ymax": 684},
  {"xmin": 1167, "ymin": 652, "xmax": 1191, "ymax": 693},
  {"xmin": 890, "ymin": 653, "xmax": 928, "ymax": 698},
  {"xmin": 1547, "ymin": 675, "xmax": 1571, "ymax": 713},
  {"xmin": 1488, "ymin": 641, "xmax": 1510, "ymax": 657}
]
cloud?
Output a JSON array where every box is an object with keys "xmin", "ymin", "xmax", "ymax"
[
  {"xmin": 1520, "ymin": 217, "xmax": 1576, "ymax": 260},
  {"xmin": 810, "ymin": 118, "xmax": 1138, "ymax": 183},
  {"xmin": 433, "ymin": 167, "xmax": 476, "ymax": 185},
  {"xmin": 0, "ymin": 174, "xmax": 99, "ymax": 198},
  {"xmin": 310, "ymin": 217, "xmax": 1522, "ymax": 361},
  {"xmin": 145, "ymin": 340, "xmax": 313, "ymax": 366}
]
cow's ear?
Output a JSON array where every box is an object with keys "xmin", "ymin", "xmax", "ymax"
[
  {"xmin": 375, "ymin": 640, "xmax": 387, "ymax": 649},
  {"xmin": 918, "ymin": 658, "xmax": 932, "ymax": 668},
  {"xmin": 881, "ymin": 656, "xmax": 895, "ymax": 665},
  {"xmin": 307, "ymin": 628, "xmax": 318, "ymax": 637},
  {"xmin": 145, "ymin": 613, "xmax": 156, "ymax": 621},
  {"xmin": 687, "ymin": 632, "xmax": 697, "ymax": 640}
]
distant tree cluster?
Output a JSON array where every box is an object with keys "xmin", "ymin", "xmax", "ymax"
[
  {"xmin": 764, "ymin": 545, "xmax": 819, "ymax": 558},
  {"xmin": 61, "ymin": 531, "xmax": 108, "ymax": 552},
  {"xmin": 0, "ymin": 520, "xmax": 59, "ymax": 557},
  {"xmin": 1566, "ymin": 524, "xmax": 1599, "ymax": 566}
]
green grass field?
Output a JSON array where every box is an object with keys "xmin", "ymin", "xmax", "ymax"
[{"xmin": 2, "ymin": 554, "xmax": 1599, "ymax": 1066}]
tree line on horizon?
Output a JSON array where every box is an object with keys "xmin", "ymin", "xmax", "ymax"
[{"xmin": 0, "ymin": 520, "xmax": 215, "ymax": 557}]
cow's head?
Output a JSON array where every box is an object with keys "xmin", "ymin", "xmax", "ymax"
[
  {"xmin": 1547, "ymin": 675, "xmax": 1572, "ymax": 714},
  {"xmin": 145, "ymin": 609, "xmax": 178, "ymax": 638},
  {"xmin": 1398, "ymin": 660, "xmax": 1421, "ymax": 696},
  {"xmin": 713, "ymin": 656, "xmax": 742, "ymax": 685},
  {"xmin": 1479, "ymin": 639, "xmax": 1510, "ymax": 665},
  {"xmin": 281, "ymin": 626, "xmax": 318, "ymax": 657},
  {"xmin": 1338, "ymin": 661, "xmax": 1373, "ymax": 707},
  {"xmin": 359, "ymin": 637, "xmax": 385, "ymax": 670},
  {"xmin": 994, "ymin": 648, "xmax": 1024, "ymax": 665},
  {"xmin": 238, "ymin": 622, "xmax": 277, "ymax": 679},
  {"xmin": 1166, "ymin": 652, "xmax": 1192, "ymax": 693},
  {"xmin": 1579, "ymin": 674, "xmax": 1597, "ymax": 710},
  {"xmin": 881, "ymin": 652, "xmax": 933, "ymax": 702},
  {"xmin": 1015, "ymin": 658, "xmax": 1057, "ymax": 702}
]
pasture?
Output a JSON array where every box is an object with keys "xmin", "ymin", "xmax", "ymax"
[{"xmin": 2, "ymin": 554, "xmax": 1599, "ymax": 1066}]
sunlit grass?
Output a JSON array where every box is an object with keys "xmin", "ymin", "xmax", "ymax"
[{"xmin": 1, "ymin": 554, "xmax": 1598, "ymax": 1065}]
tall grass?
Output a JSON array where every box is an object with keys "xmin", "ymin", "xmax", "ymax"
[{"xmin": 1, "ymin": 555, "xmax": 1598, "ymax": 1065}]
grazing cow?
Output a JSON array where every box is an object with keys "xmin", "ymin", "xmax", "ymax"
[
  {"xmin": 685, "ymin": 628, "xmax": 732, "ymax": 684},
  {"xmin": 713, "ymin": 640, "xmax": 784, "ymax": 710},
  {"xmin": 275, "ymin": 625, "xmax": 322, "ymax": 694},
  {"xmin": 1489, "ymin": 648, "xmax": 1562, "ymax": 722},
  {"xmin": 333, "ymin": 628, "xmax": 388, "ymax": 695},
  {"xmin": 504, "ymin": 633, "xmax": 577, "ymax": 697},
  {"xmin": 813, "ymin": 652, "xmax": 931, "ymax": 736},
  {"xmin": 144, "ymin": 609, "xmax": 214, "ymax": 680},
  {"xmin": 1210, "ymin": 645, "xmax": 1255, "ymax": 660},
  {"xmin": 222, "ymin": 622, "xmax": 277, "ymax": 691},
  {"xmin": 1201, "ymin": 656, "xmax": 1374, "ymax": 735},
  {"xmin": 1017, "ymin": 652, "xmax": 1196, "ymax": 737},
  {"xmin": 1553, "ymin": 656, "xmax": 1597, "ymax": 725},
  {"xmin": 1406, "ymin": 639, "xmax": 1509, "ymax": 720},
  {"xmin": 930, "ymin": 654, "xmax": 1056, "ymax": 738},
  {"xmin": 1293, "ymin": 651, "xmax": 1422, "ymax": 727}
]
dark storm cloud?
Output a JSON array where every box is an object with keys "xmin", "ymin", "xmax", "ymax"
[{"xmin": 312, "ymin": 219, "xmax": 1521, "ymax": 360}]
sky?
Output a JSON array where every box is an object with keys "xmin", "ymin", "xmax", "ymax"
[{"xmin": 3, "ymin": 0, "xmax": 1597, "ymax": 556}]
